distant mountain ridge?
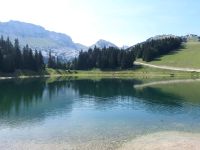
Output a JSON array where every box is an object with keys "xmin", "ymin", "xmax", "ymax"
[
  {"xmin": 90, "ymin": 39, "xmax": 118, "ymax": 49},
  {"xmin": 0, "ymin": 20, "xmax": 119, "ymax": 60},
  {"xmin": 1, "ymin": 21, "xmax": 198, "ymax": 61},
  {"xmin": 0, "ymin": 20, "xmax": 84, "ymax": 60}
]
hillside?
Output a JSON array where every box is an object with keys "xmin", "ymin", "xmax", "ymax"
[{"xmin": 137, "ymin": 41, "xmax": 200, "ymax": 69}]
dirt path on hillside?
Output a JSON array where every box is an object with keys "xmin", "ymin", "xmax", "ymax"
[{"xmin": 135, "ymin": 61, "xmax": 200, "ymax": 72}]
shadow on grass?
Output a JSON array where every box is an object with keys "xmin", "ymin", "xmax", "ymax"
[
  {"xmin": 99, "ymin": 67, "xmax": 142, "ymax": 72},
  {"xmin": 132, "ymin": 64, "xmax": 144, "ymax": 70},
  {"xmin": 151, "ymin": 44, "xmax": 186, "ymax": 62}
]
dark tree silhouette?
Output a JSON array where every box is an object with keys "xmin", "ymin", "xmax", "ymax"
[
  {"xmin": 130, "ymin": 37, "xmax": 182, "ymax": 62},
  {"xmin": 72, "ymin": 47, "xmax": 135, "ymax": 70},
  {"xmin": 0, "ymin": 36, "xmax": 45, "ymax": 73}
]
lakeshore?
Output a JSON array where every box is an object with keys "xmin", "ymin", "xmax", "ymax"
[
  {"xmin": 0, "ymin": 65, "xmax": 200, "ymax": 80},
  {"xmin": 1, "ymin": 131, "xmax": 200, "ymax": 150},
  {"xmin": 118, "ymin": 131, "xmax": 200, "ymax": 150}
]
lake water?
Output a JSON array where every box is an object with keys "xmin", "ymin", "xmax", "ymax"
[{"xmin": 0, "ymin": 78, "xmax": 200, "ymax": 150}]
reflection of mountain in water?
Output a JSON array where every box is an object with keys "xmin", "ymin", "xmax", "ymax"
[{"xmin": 0, "ymin": 78, "xmax": 198, "ymax": 126}]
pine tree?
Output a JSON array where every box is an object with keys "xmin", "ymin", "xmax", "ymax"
[
  {"xmin": 14, "ymin": 39, "xmax": 22, "ymax": 69},
  {"xmin": 28, "ymin": 49, "xmax": 34, "ymax": 70},
  {"xmin": 38, "ymin": 51, "xmax": 45, "ymax": 70},
  {"xmin": 0, "ymin": 49, "xmax": 3, "ymax": 71},
  {"xmin": 22, "ymin": 45, "xmax": 29, "ymax": 69},
  {"xmin": 34, "ymin": 50, "xmax": 39, "ymax": 71},
  {"xmin": 48, "ymin": 51, "xmax": 56, "ymax": 69},
  {"xmin": 48, "ymin": 51, "xmax": 53, "ymax": 68}
]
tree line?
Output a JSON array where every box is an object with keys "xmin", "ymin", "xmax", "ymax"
[
  {"xmin": 70, "ymin": 37, "xmax": 182, "ymax": 70},
  {"xmin": 130, "ymin": 37, "xmax": 182, "ymax": 62},
  {"xmin": 0, "ymin": 36, "xmax": 67, "ymax": 73},
  {"xmin": 71, "ymin": 46, "xmax": 135, "ymax": 70},
  {"xmin": 0, "ymin": 36, "xmax": 45, "ymax": 73},
  {"xmin": 0, "ymin": 35, "xmax": 183, "ymax": 73}
]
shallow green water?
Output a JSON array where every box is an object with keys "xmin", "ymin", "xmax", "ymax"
[{"xmin": 0, "ymin": 78, "xmax": 200, "ymax": 150}]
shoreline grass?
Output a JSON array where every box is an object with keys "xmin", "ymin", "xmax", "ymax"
[{"xmin": 0, "ymin": 65, "xmax": 199, "ymax": 80}]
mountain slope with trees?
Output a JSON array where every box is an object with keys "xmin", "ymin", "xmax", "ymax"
[
  {"xmin": 70, "ymin": 35, "xmax": 200, "ymax": 70},
  {"xmin": 129, "ymin": 36, "xmax": 182, "ymax": 62},
  {"xmin": 137, "ymin": 41, "xmax": 200, "ymax": 69}
]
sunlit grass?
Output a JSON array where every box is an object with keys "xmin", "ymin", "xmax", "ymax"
[{"xmin": 138, "ymin": 42, "xmax": 200, "ymax": 69}]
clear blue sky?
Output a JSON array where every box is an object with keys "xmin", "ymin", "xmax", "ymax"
[{"xmin": 0, "ymin": 0, "xmax": 199, "ymax": 46}]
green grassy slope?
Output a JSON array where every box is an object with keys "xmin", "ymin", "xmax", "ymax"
[{"xmin": 138, "ymin": 42, "xmax": 200, "ymax": 69}]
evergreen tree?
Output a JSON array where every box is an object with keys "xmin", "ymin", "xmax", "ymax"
[
  {"xmin": 34, "ymin": 50, "xmax": 39, "ymax": 71},
  {"xmin": 0, "ymin": 49, "xmax": 3, "ymax": 71},
  {"xmin": 48, "ymin": 51, "xmax": 54, "ymax": 68},
  {"xmin": 38, "ymin": 51, "xmax": 45, "ymax": 70},
  {"xmin": 3, "ymin": 37, "xmax": 15, "ymax": 72},
  {"xmin": 14, "ymin": 39, "xmax": 22, "ymax": 69},
  {"xmin": 48, "ymin": 51, "xmax": 58, "ymax": 69},
  {"xmin": 22, "ymin": 45, "xmax": 30, "ymax": 69}
]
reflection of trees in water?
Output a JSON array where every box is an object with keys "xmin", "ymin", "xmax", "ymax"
[
  {"xmin": 70, "ymin": 79, "xmax": 183, "ymax": 107},
  {"xmin": 135, "ymin": 87, "xmax": 183, "ymax": 107},
  {"xmin": 0, "ymin": 78, "xmax": 190, "ymax": 124},
  {"xmin": 71, "ymin": 79, "xmax": 141, "ymax": 97},
  {"xmin": 134, "ymin": 87, "xmax": 185, "ymax": 114},
  {"xmin": 70, "ymin": 79, "xmax": 188, "ymax": 114},
  {"xmin": 0, "ymin": 78, "xmax": 75, "ymax": 125},
  {"xmin": 47, "ymin": 79, "xmax": 73, "ymax": 99},
  {"xmin": 70, "ymin": 79, "xmax": 142, "ymax": 109},
  {"xmin": 0, "ymin": 79, "xmax": 46, "ymax": 115}
]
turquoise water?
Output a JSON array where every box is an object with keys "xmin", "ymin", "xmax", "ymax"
[{"xmin": 0, "ymin": 78, "xmax": 200, "ymax": 149}]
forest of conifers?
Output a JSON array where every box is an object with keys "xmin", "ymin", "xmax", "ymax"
[
  {"xmin": 0, "ymin": 36, "xmax": 45, "ymax": 73},
  {"xmin": 0, "ymin": 35, "xmax": 182, "ymax": 73},
  {"xmin": 72, "ymin": 37, "xmax": 182, "ymax": 70},
  {"xmin": 0, "ymin": 36, "xmax": 67, "ymax": 73}
]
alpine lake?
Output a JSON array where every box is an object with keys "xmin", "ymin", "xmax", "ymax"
[{"xmin": 1, "ymin": 77, "xmax": 200, "ymax": 150}]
